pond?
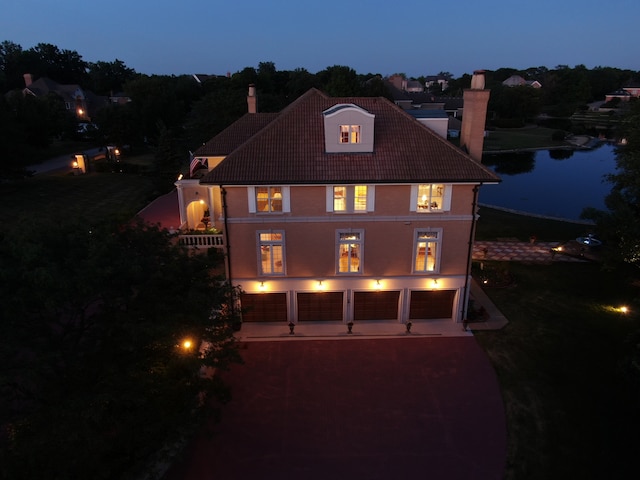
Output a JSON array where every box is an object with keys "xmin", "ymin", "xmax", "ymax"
[{"xmin": 478, "ymin": 142, "xmax": 618, "ymax": 221}]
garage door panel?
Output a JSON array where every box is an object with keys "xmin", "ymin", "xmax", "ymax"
[
  {"xmin": 409, "ymin": 290, "xmax": 456, "ymax": 319},
  {"xmin": 354, "ymin": 291, "xmax": 400, "ymax": 321},
  {"xmin": 241, "ymin": 293, "xmax": 288, "ymax": 322},
  {"xmin": 297, "ymin": 292, "xmax": 343, "ymax": 322}
]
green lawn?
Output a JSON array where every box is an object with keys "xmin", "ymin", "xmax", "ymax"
[
  {"xmin": 483, "ymin": 126, "xmax": 568, "ymax": 152},
  {"xmin": 472, "ymin": 209, "xmax": 640, "ymax": 479},
  {"xmin": 0, "ymin": 167, "xmax": 158, "ymax": 230}
]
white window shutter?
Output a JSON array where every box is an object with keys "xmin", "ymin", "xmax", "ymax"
[
  {"xmin": 409, "ymin": 185, "xmax": 418, "ymax": 212},
  {"xmin": 442, "ymin": 184, "xmax": 452, "ymax": 211},
  {"xmin": 367, "ymin": 185, "xmax": 375, "ymax": 212},
  {"xmin": 247, "ymin": 187, "xmax": 256, "ymax": 213},
  {"xmin": 282, "ymin": 186, "xmax": 291, "ymax": 212},
  {"xmin": 326, "ymin": 186, "xmax": 334, "ymax": 212}
]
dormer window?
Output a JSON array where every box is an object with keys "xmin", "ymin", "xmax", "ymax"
[
  {"xmin": 323, "ymin": 104, "xmax": 374, "ymax": 153},
  {"xmin": 340, "ymin": 125, "xmax": 361, "ymax": 144}
]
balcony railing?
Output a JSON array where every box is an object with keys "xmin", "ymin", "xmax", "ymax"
[{"xmin": 178, "ymin": 233, "xmax": 225, "ymax": 248}]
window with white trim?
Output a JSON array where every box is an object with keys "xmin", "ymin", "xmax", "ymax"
[
  {"xmin": 330, "ymin": 185, "xmax": 371, "ymax": 213},
  {"xmin": 413, "ymin": 229, "xmax": 441, "ymax": 273},
  {"xmin": 410, "ymin": 184, "xmax": 451, "ymax": 212},
  {"xmin": 258, "ymin": 231, "xmax": 284, "ymax": 275},
  {"xmin": 248, "ymin": 186, "xmax": 290, "ymax": 213},
  {"xmin": 337, "ymin": 230, "xmax": 363, "ymax": 274},
  {"xmin": 340, "ymin": 125, "xmax": 361, "ymax": 144}
]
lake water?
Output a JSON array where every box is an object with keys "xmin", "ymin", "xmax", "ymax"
[{"xmin": 479, "ymin": 142, "xmax": 618, "ymax": 221}]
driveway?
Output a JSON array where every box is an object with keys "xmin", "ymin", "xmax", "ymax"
[{"xmin": 164, "ymin": 336, "xmax": 506, "ymax": 480}]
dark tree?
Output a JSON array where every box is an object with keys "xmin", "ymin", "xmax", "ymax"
[
  {"xmin": 87, "ymin": 59, "xmax": 137, "ymax": 95},
  {"xmin": 583, "ymin": 100, "xmax": 640, "ymax": 267},
  {"xmin": 0, "ymin": 219, "xmax": 242, "ymax": 480}
]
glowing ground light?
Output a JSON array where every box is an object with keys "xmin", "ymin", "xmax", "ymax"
[
  {"xmin": 182, "ymin": 340, "xmax": 193, "ymax": 349},
  {"xmin": 619, "ymin": 306, "xmax": 628, "ymax": 314}
]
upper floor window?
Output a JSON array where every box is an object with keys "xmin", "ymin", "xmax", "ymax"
[
  {"xmin": 248, "ymin": 186, "xmax": 290, "ymax": 213},
  {"xmin": 413, "ymin": 229, "xmax": 441, "ymax": 273},
  {"xmin": 337, "ymin": 230, "xmax": 363, "ymax": 274},
  {"xmin": 258, "ymin": 231, "xmax": 285, "ymax": 275},
  {"xmin": 340, "ymin": 125, "xmax": 361, "ymax": 144},
  {"xmin": 329, "ymin": 185, "xmax": 372, "ymax": 213},
  {"xmin": 410, "ymin": 184, "xmax": 451, "ymax": 212}
]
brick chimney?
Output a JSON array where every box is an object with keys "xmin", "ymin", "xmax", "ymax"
[
  {"xmin": 23, "ymin": 73, "xmax": 34, "ymax": 87},
  {"xmin": 247, "ymin": 84, "xmax": 257, "ymax": 114},
  {"xmin": 460, "ymin": 70, "xmax": 490, "ymax": 162}
]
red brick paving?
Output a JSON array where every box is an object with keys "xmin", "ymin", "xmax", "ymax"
[{"xmin": 164, "ymin": 337, "xmax": 506, "ymax": 480}]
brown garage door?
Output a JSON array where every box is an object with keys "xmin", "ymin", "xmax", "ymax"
[
  {"xmin": 297, "ymin": 292, "xmax": 343, "ymax": 322},
  {"xmin": 354, "ymin": 291, "xmax": 400, "ymax": 321},
  {"xmin": 409, "ymin": 290, "xmax": 456, "ymax": 320},
  {"xmin": 241, "ymin": 293, "xmax": 288, "ymax": 322}
]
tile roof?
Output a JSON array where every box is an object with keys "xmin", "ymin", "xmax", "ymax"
[
  {"xmin": 194, "ymin": 113, "xmax": 279, "ymax": 156},
  {"xmin": 200, "ymin": 88, "xmax": 499, "ymax": 185}
]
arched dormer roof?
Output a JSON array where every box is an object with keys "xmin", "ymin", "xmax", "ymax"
[{"xmin": 323, "ymin": 103, "xmax": 375, "ymax": 153}]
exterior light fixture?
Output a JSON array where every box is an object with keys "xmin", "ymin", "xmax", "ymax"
[
  {"xmin": 375, "ymin": 280, "xmax": 382, "ymax": 290},
  {"xmin": 177, "ymin": 173, "xmax": 183, "ymax": 180},
  {"xmin": 316, "ymin": 280, "xmax": 325, "ymax": 291},
  {"xmin": 259, "ymin": 281, "xmax": 266, "ymax": 291},
  {"xmin": 431, "ymin": 279, "xmax": 439, "ymax": 288},
  {"xmin": 620, "ymin": 306, "xmax": 628, "ymax": 314},
  {"xmin": 182, "ymin": 339, "xmax": 192, "ymax": 350}
]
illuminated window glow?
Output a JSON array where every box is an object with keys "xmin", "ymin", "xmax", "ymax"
[
  {"xmin": 416, "ymin": 184, "xmax": 444, "ymax": 212},
  {"xmin": 337, "ymin": 230, "xmax": 363, "ymax": 273},
  {"xmin": 414, "ymin": 230, "xmax": 440, "ymax": 273},
  {"xmin": 258, "ymin": 231, "xmax": 284, "ymax": 275},
  {"xmin": 256, "ymin": 187, "xmax": 283, "ymax": 213},
  {"xmin": 340, "ymin": 125, "xmax": 361, "ymax": 144}
]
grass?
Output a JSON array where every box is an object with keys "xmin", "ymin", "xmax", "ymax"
[
  {"xmin": 0, "ymin": 163, "xmax": 159, "ymax": 230},
  {"xmin": 483, "ymin": 126, "xmax": 568, "ymax": 152},
  {"xmin": 475, "ymin": 206, "xmax": 591, "ymax": 242},
  {"xmin": 472, "ymin": 208, "xmax": 640, "ymax": 479}
]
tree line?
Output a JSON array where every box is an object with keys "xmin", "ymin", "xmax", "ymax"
[{"xmin": 2, "ymin": 41, "xmax": 639, "ymax": 169}]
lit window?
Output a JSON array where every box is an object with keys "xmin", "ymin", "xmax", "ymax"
[
  {"xmin": 330, "ymin": 185, "xmax": 371, "ymax": 213},
  {"xmin": 416, "ymin": 184, "xmax": 444, "ymax": 212},
  {"xmin": 337, "ymin": 230, "xmax": 363, "ymax": 274},
  {"xmin": 255, "ymin": 187, "xmax": 283, "ymax": 213},
  {"xmin": 258, "ymin": 231, "xmax": 284, "ymax": 275},
  {"xmin": 339, "ymin": 125, "xmax": 361, "ymax": 144},
  {"xmin": 413, "ymin": 230, "xmax": 441, "ymax": 273}
]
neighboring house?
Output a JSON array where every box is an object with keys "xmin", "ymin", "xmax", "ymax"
[
  {"xmin": 21, "ymin": 73, "xmax": 107, "ymax": 121},
  {"xmin": 425, "ymin": 75, "xmax": 449, "ymax": 91},
  {"xmin": 605, "ymin": 89, "xmax": 633, "ymax": 102},
  {"xmin": 502, "ymin": 75, "xmax": 542, "ymax": 88},
  {"xmin": 387, "ymin": 74, "xmax": 424, "ymax": 93},
  {"xmin": 175, "ymin": 73, "xmax": 499, "ymax": 327},
  {"xmin": 622, "ymin": 84, "xmax": 640, "ymax": 98}
]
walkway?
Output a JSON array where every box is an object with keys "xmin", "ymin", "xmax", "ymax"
[{"xmin": 473, "ymin": 239, "xmax": 589, "ymax": 263}]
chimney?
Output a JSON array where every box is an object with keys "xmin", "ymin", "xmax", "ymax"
[
  {"xmin": 247, "ymin": 84, "xmax": 257, "ymax": 114},
  {"xmin": 460, "ymin": 70, "xmax": 490, "ymax": 162},
  {"xmin": 23, "ymin": 73, "xmax": 34, "ymax": 87}
]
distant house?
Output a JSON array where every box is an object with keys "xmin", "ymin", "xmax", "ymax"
[
  {"xmin": 502, "ymin": 75, "xmax": 542, "ymax": 88},
  {"xmin": 173, "ymin": 73, "xmax": 499, "ymax": 327},
  {"xmin": 622, "ymin": 84, "xmax": 640, "ymax": 97},
  {"xmin": 425, "ymin": 75, "xmax": 449, "ymax": 91},
  {"xmin": 21, "ymin": 73, "xmax": 107, "ymax": 121},
  {"xmin": 387, "ymin": 74, "xmax": 424, "ymax": 93},
  {"xmin": 605, "ymin": 89, "xmax": 633, "ymax": 102}
]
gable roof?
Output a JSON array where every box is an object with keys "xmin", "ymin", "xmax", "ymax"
[{"xmin": 200, "ymin": 88, "xmax": 499, "ymax": 185}]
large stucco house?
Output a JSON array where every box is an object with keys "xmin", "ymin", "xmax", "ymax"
[{"xmin": 174, "ymin": 72, "xmax": 498, "ymax": 328}]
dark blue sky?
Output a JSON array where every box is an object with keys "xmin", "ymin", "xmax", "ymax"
[{"xmin": 3, "ymin": 0, "xmax": 638, "ymax": 77}]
